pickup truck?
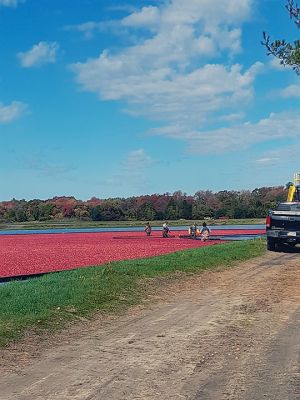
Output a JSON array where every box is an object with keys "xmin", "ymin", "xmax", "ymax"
[{"xmin": 266, "ymin": 202, "xmax": 300, "ymax": 251}]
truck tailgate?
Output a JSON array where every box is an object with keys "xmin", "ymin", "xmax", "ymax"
[{"xmin": 270, "ymin": 212, "xmax": 300, "ymax": 231}]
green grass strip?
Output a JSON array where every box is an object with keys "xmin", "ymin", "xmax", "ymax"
[{"xmin": 0, "ymin": 240, "xmax": 265, "ymax": 346}]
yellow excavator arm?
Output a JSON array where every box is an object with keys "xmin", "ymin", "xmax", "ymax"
[
  {"xmin": 287, "ymin": 185, "xmax": 296, "ymax": 202},
  {"xmin": 287, "ymin": 172, "xmax": 300, "ymax": 202}
]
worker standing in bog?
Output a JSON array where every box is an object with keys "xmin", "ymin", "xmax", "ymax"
[
  {"xmin": 200, "ymin": 222, "xmax": 211, "ymax": 241},
  {"xmin": 144, "ymin": 222, "xmax": 152, "ymax": 236},
  {"xmin": 162, "ymin": 221, "xmax": 170, "ymax": 238},
  {"xmin": 189, "ymin": 223, "xmax": 197, "ymax": 239}
]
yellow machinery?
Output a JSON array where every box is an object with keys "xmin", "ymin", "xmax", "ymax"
[{"xmin": 287, "ymin": 172, "xmax": 300, "ymax": 201}]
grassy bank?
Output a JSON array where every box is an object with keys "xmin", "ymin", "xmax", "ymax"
[
  {"xmin": 0, "ymin": 218, "xmax": 265, "ymax": 231},
  {"xmin": 0, "ymin": 240, "xmax": 266, "ymax": 347}
]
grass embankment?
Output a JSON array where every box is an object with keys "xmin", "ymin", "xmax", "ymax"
[
  {"xmin": 0, "ymin": 240, "xmax": 266, "ymax": 347},
  {"xmin": 0, "ymin": 218, "xmax": 265, "ymax": 230}
]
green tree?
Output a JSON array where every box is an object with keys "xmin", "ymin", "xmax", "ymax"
[
  {"xmin": 25, "ymin": 200, "xmax": 40, "ymax": 221},
  {"xmin": 165, "ymin": 198, "xmax": 179, "ymax": 220},
  {"xmin": 262, "ymin": 0, "xmax": 300, "ymax": 74},
  {"xmin": 192, "ymin": 203, "xmax": 213, "ymax": 219},
  {"xmin": 90, "ymin": 205, "xmax": 102, "ymax": 221},
  {"xmin": 38, "ymin": 203, "xmax": 54, "ymax": 221},
  {"xmin": 179, "ymin": 199, "xmax": 192, "ymax": 219},
  {"xmin": 137, "ymin": 202, "xmax": 157, "ymax": 220}
]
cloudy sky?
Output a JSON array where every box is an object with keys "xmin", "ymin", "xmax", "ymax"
[{"xmin": 0, "ymin": 0, "xmax": 299, "ymax": 200}]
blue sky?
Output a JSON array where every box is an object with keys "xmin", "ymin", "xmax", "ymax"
[{"xmin": 0, "ymin": 0, "xmax": 299, "ymax": 200}]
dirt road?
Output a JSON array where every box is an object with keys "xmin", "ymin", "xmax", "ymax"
[{"xmin": 0, "ymin": 251, "xmax": 300, "ymax": 400}]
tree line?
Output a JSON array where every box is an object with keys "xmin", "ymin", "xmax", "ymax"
[{"xmin": 0, "ymin": 186, "xmax": 287, "ymax": 223}]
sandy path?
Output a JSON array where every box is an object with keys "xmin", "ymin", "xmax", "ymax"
[{"xmin": 0, "ymin": 251, "xmax": 299, "ymax": 400}]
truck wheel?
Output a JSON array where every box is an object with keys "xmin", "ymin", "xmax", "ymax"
[{"xmin": 267, "ymin": 238, "xmax": 276, "ymax": 251}]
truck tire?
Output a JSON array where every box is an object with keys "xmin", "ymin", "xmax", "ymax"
[{"xmin": 267, "ymin": 237, "xmax": 276, "ymax": 251}]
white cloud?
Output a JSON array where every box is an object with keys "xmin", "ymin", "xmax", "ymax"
[
  {"xmin": 255, "ymin": 143, "xmax": 300, "ymax": 168},
  {"xmin": 255, "ymin": 157, "xmax": 280, "ymax": 165},
  {"xmin": 71, "ymin": 0, "xmax": 263, "ymax": 155},
  {"xmin": 219, "ymin": 112, "xmax": 245, "ymax": 122},
  {"xmin": 73, "ymin": 58, "xmax": 262, "ymax": 127},
  {"xmin": 72, "ymin": 0, "xmax": 253, "ymax": 74},
  {"xmin": 0, "ymin": 101, "xmax": 28, "ymax": 123},
  {"xmin": 64, "ymin": 21, "xmax": 118, "ymax": 39},
  {"xmin": 122, "ymin": 0, "xmax": 251, "ymax": 28},
  {"xmin": 0, "ymin": 0, "xmax": 23, "ymax": 7},
  {"xmin": 268, "ymin": 58, "xmax": 285, "ymax": 71},
  {"xmin": 64, "ymin": 21, "xmax": 99, "ymax": 37},
  {"xmin": 279, "ymin": 83, "xmax": 300, "ymax": 98},
  {"xmin": 18, "ymin": 41, "xmax": 59, "ymax": 68},
  {"xmin": 122, "ymin": 149, "xmax": 153, "ymax": 170},
  {"xmin": 170, "ymin": 112, "xmax": 300, "ymax": 154},
  {"xmin": 24, "ymin": 153, "xmax": 75, "ymax": 178},
  {"xmin": 105, "ymin": 149, "xmax": 153, "ymax": 191},
  {"xmin": 268, "ymin": 57, "xmax": 295, "ymax": 73},
  {"xmin": 119, "ymin": 0, "xmax": 252, "ymax": 58},
  {"xmin": 122, "ymin": 6, "xmax": 160, "ymax": 28}
]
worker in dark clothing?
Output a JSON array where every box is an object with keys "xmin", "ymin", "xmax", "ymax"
[{"xmin": 144, "ymin": 222, "xmax": 152, "ymax": 236}]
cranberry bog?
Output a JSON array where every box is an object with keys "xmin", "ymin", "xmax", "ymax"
[{"xmin": 0, "ymin": 229, "xmax": 265, "ymax": 279}]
